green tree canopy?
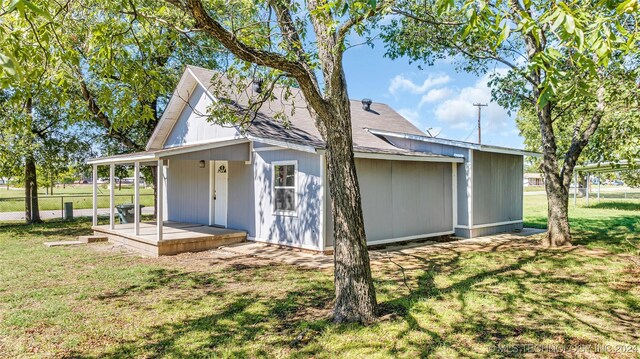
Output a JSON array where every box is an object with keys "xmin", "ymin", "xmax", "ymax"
[{"xmin": 384, "ymin": 0, "xmax": 639, "ymax": 246}]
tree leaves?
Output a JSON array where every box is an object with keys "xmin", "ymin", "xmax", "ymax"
[
  {"xmin": 383, "ymin": 0, "xmax": 638, "ymax": 166},
  {"xmin": 0, "ymin": 52, "xmax": 18, "ymax": 76}
]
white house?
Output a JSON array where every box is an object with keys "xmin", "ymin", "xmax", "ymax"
[{"xmin": 87, "ymin": 66, "xmax": 539, "ymax": 256}]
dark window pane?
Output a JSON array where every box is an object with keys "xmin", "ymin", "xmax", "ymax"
[
  {"xmin": 275, "ymin": 164, "xmax": 295, "ymax": 187},
  {"xmin": 284, "ymin": 165, "xmax": 295, "ymax": 186},
  {"xmin": 275, "ymin": 188, "xmax": 295, "ymax": 211},
  {"xmin": 275, "ymin": 165, "xmax": 285, "ymax": 186}
]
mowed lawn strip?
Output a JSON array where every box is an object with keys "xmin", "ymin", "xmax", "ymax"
[
  {"xmin": 0, "ymin": 185, "xmax": 155, "ymax": 212},
  {"xmin": 0, "ymin": 196, "xmax": 638, "ymax": 358}
]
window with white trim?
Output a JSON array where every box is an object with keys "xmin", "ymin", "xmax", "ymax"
[{"xmin": 273, "ymin": 161, "xmax": 296, "ymax": 214}]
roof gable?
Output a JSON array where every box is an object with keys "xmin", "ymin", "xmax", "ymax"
[
  {"xmin": 147, "ymin": 65, "xmax": 427, "ymax": 153},
  {"xmin": 146, "ymin": 66, "xmax": 242, "ymax": 150}
]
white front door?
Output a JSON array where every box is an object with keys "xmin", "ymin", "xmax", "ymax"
[{"xmin": 209, "ymin": 160, "xmax": 228, "ymax": 227}]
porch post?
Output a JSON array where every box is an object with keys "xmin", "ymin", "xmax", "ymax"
[
  {"xmin": 156, "ymin": 159, "xmax": 163, "ymax": 242},
  {"xmin": 109, "ymin": 164, "xmax": 115, "ymax": 229},
  {"xmin": 586, "ymin": 173, "xmax": 590, "ymax": 206},
  {"xmin": 573, "ymin": 171, "xmax": 577, "ymax": 206},
  {"xmin": 134, "ymin": 161, "xmax": 140, "ymax": 236},
  {"xmin": 92, "ymin": 164, "xmax": 98, "ymax": 226}
]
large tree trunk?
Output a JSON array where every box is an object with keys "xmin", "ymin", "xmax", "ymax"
[
  {"xmin": 537, "ymin": 100, "xmax": 573, "ymax": 247},
  {"xmin": 543, "ymin": 172, "xmax": 571, "ymax": 246},
  {"xmin": 24, "ymin": 157, "xmax": 42, "ymax": 224},
  {"xmin": 169, "ymin": 0, "xmax": 378, "ymax": 323},
  {"xmin": 325, "ymin": 111, "xmax": 377, "ymax": 324}
]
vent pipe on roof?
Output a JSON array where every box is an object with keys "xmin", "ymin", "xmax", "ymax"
[
  {"xmin": 252, "ymin": 78, "xmax": 264, "ymax": 93},
  {"xmin": 362, "ymin": 98, "xmax": 372, "ymax": 111}
]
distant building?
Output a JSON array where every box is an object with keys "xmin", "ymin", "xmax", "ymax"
[{"xmin": 524, "ymin": 173, "xmax": 544, "ymax": 186}]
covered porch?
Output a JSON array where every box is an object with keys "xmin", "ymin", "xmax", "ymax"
[
  {"xmin": 93, "ymin": 221, "xmax": 246, "ymax": 257},
  {"xmin": 86, "ymin": 139, "xmax": 252, "ymax": 256}
]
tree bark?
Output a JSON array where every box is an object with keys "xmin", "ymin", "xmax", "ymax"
[
  {"xmin": 24, "ymin": 156, "xmax": 42, "ymax": 224},
  {"xmin": 542, "ymin": 171, "xmax": 571, "ymax": 246},
  {"xmin": 168, "ymin": 0, "xmax": 378, "ymax": 323},
  {"xmin": 537, "ymin": 103, "xmax": 572, "ymax": 247},
  {"xmin": 324, "ymin": 92, "xmax": 377, "ymax": 324}
]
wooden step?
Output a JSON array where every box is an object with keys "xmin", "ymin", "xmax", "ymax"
[{"xmin": 78, "ymin": 235, "xmax": 108, "ymax": 243}]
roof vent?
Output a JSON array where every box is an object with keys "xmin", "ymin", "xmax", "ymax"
[
  {"xmin": 362, "ymin": 98, "xmax": 372, "ymax": 111},
  {"xmin": 252, "ymin": 78, "xmax": 264, "ymax": 93}
]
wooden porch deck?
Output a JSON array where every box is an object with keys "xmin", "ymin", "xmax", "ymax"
[{"xmin": 92, "ymin": 222, "xmax": 247, "ymax": 257}]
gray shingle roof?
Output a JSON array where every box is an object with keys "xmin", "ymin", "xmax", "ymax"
[{"xmin": 185, "ymin": 65, "xmax": 429, "ymax": 154}]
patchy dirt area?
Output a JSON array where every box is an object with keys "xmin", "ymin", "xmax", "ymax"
[{"xmin": 90, "ymin": 228, "xmax": 554, "ymax": 271}]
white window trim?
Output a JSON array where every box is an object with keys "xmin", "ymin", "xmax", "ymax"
[{"xmin": 272, "ymin": 160, "xmax": 298, "ymax": 216}]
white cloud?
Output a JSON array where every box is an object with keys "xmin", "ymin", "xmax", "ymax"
[
  {"xmin": 432, "ymin": 71, "xmax": 511, "ymax": 133},
  {"xmin": 388, "ymin": 74, "xmax": 451, "ymax": 96},
  {"xmin": 419, "ymin": 88, "xmax": 453, "ymax": 107}
]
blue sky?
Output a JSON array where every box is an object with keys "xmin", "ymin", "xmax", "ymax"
[{"xmin": 341, "ymin": 40, "xmax": 525, "ymax": 149}]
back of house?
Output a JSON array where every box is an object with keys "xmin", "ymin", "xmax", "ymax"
[{"xmin": 91, "ymin": 65, "xmax": 538, "ymax": 254}]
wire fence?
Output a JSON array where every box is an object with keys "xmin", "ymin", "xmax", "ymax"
[
  {"xmin": 0, "ymin": 194, "xmax": 155, "ymax": 223},
  {"xmin": 570, "ymin": 187, "xmax": 640, "ymax": 201}
]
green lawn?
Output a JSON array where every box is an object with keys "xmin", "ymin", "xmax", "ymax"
[
  {"xmin": 525, "ymin": 194, "xmax": 640, "ymax": 253},
  {"xmin": 0, "ymin": 185, "xmax": 155, "ymax": 212},
  {"xmin": 0, "ymin": 196, "xmax": 638, "ymax": 358}
]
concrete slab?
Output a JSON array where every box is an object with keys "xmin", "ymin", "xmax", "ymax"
[
  {"xmin": 218, "ymin": 242, "xmax": 334, "ymax": 269},
  {"xmin": 44, "ymin": 241, "xmax": 84, "ymax": 247},
  {"xmin": 78, "ymin": 235, "xmax": 108, "ymax": 243},
  {"xmin": 92, "ymin": 222, "xmax": 247, "ymax": 257},
  {"xmin": 209, "ymin": 228, "xmax": 547, "ymax": 270}
]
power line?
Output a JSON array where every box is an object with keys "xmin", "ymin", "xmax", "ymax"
[{"xmin": 463, "ymin": 125, "xmax": 478, "ymax": 142}]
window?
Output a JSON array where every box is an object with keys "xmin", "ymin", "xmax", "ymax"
[{"xmin": 273, "ymin": 161, "xmax": 296, "ymax": 214}]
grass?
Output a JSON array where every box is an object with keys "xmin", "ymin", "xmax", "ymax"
[
  {"xmin": 523, "ymin": 185, "xmax": 545, "ymax": 192},
  {"xmin": 0, "ymin": 185, "xmax": 155, "ymax": 212},
  {"xmin": 0, "ymin": 197, "xmax": 638, "ymax": 358},
  {"xmin": 524, "ymin": 194, "xmax": 640, "ymax": 253}
]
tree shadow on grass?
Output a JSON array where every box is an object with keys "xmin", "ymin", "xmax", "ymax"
[
  {"xmin": 570, "ymin": 216, "xmax": 639, "ymax": 252},
  {"xmin": 525, "ymin": 213, "xmax": 639, "ymax": 253},
  {"xmin": 588, "ymin": 201, "xmax": 640, "ymax": 211},
  {"xmin": 372, "ymin": 240, "xmax": 640, "ymax": 357},
  {"xmin": 95, "ymin": 268, "xmax": 225, "ymax": 301},
  {"xmin": 0, "ymin": 217, "xmax": 94, "ymax": 239},
  {"xmin": 75, "ymin": 264, "xmax": 334, "ymax": 358}
]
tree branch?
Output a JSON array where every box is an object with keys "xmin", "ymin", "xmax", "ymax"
[
  {"xmin": 390, "ymin": 7, "xmax": 465, "ymax": 26},
  {"xmin": 76, "ymin": 70, "xmax": 142, "ymax": 151},
  {"xmin": 560, "ymin": 81, "xmax": 606, "ymax": 186},
  {"xmin": 337, "ymin": 0, "xmax": 391, "ymax": 46},
  {"xmin": 166, "ymin": 0, "xmax": 333, "ymax": 133},
  {"xmin": 167, "ymin": 0, "xmax": 304, "ymax": 75}
]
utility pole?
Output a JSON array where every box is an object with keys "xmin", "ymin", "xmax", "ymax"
[{"xmin": 473, "ymin": 103, "xmax": 488, "ymax": 144}]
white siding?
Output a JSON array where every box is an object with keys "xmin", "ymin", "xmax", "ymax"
[
  {"xmin": 472, "ymin": 150, "xmax": 523, "ymax": 225},
  {"xmin": 326, "ymin": 158, "xmax": 454, "ymax": 247},
  {"xmin": 250, "ymin": 149, "xmax": 323, "ymax": 251},
  {"xmin": 166, "ymin": 159, "xmax": 210, "ymax": 224},
  {"xmin": 163, "ymin": 85, "xmax": 239, "ymax": 148}
]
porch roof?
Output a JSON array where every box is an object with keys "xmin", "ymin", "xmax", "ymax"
[
  {"xmin": 574, "ymin": 159, "xmax": 640, "ymax": 174},
  {"xmin": 86, "ymin": 138, "xmax": 250, "ymax": 165},
  {"xmin": 88, "ymin": 136, "xmax": 464, "ymax": 165}
]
